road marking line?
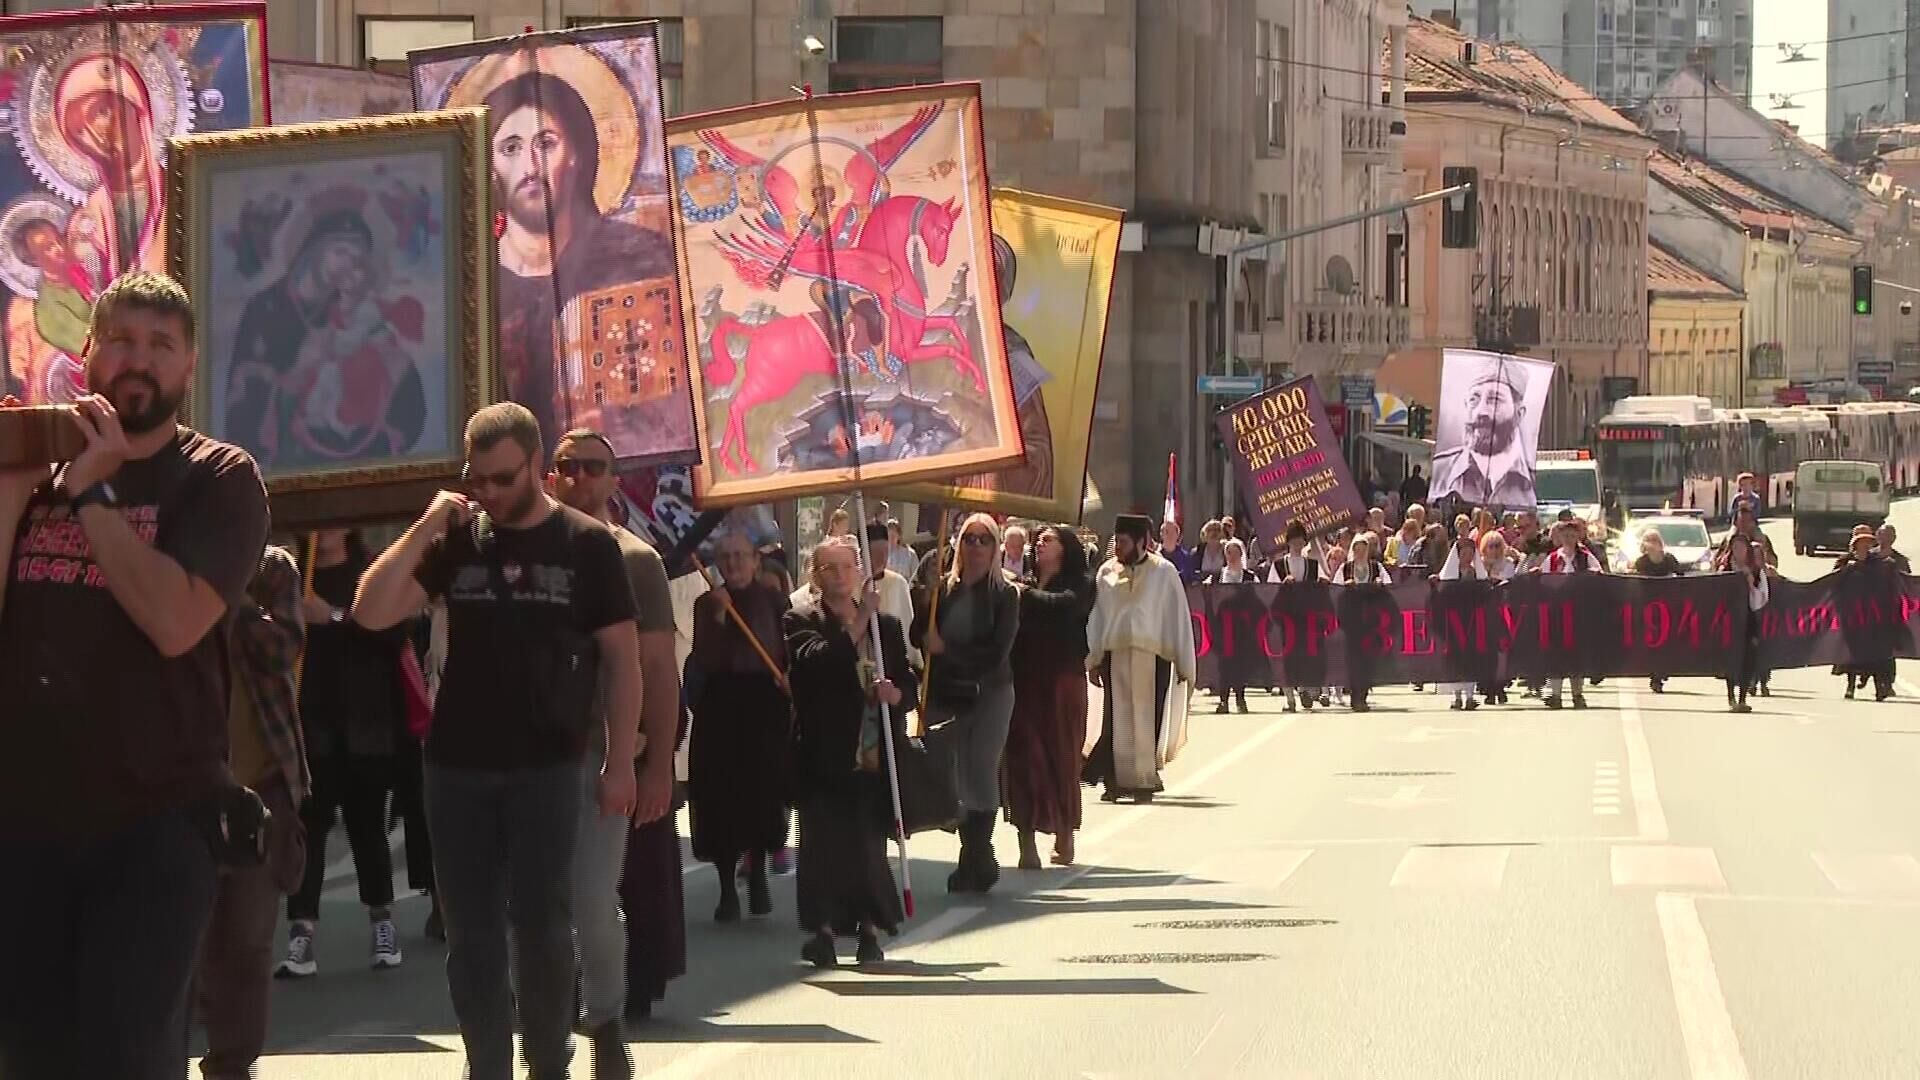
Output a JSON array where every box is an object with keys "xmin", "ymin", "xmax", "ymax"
[
  {"xmin": 1811, "ymin": 852, "xmax": 1920, "ymax": 898},
  {"xmin": 1612, "ymin": 846, "xmax": 1726, "ymax": 891},
  {"xmin": 1619, "ymin": 691, "xmax": 1669, "ymax": 842},
  {"xmin": 1389, "ymin": 846, "xmax": 1510, "ymax": 890},
  {"xmin": 1654, "ymin": 892, "xmax": 1751, "ymax": 1080}
]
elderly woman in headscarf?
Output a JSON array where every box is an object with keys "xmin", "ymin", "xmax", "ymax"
[
  {"xmin": 785, "ymin": 535, "xmax": 915, "ymax": 967},
  {"xmin": 686, "ymin": 532, "xmax": 791, "ymax": 922},
  {"xmin": 912, "ymin": 512, "xmax": 1020, "ymax": 893}
]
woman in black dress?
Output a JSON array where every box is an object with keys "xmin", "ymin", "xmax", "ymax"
[
  {"xmin": 786, "ymin": 535, "xmax": 917, "ymax": 968},
  {"xmin": 687, "ymin": 532, "xmax": 792, "ymax": 922}
]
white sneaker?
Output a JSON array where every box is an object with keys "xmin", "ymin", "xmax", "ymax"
[
  {"xmin": 371, "ymin": 918, "xmax": 404, "ymax": 969},
  {"xmin": 275, "ymin": 923, "xmax": 317, "ymax": 978}
]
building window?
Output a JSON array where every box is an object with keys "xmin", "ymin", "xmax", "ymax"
[
  {"xmin": 567, "ymin": 17, "xmax": 684, "ymax": 115},
  {"xmin": 1266, "ymin": 194, "xmax": 1289, "ymax": 320},
  {"xmin": 361, "ymin": 17, "xmax": 473, "ymax": 78},
  {"xmin": 1267, "ymin": 24, "xmax": 1289, "ymax": 151},
  {"xmin": 830, "ymin": 18, "xmax": 943, "ymax": 93}
]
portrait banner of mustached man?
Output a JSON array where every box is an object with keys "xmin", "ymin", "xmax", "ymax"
[
  {"xmin": 411, "ymin": 22, "xmax": 696, "ymax": 466},
  {"xmin": 666, "ymin": 83, "xmax": 1021, "ymax": 507},
  {"xmin": 884, "ymin": 188, "xmax": 1121, "ymax": 522},
  {"xmin": 0, "ymin": 2, "xmax": 267, "ymax": 404}
]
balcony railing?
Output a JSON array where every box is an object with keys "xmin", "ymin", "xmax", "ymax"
[
  {"xmin": 1340, "ymin": 107, "xmax": 1393, "ymax": 162},
  {"xmin": 1296, "ymin": 301, "xmax": 1410, "ymax": 356}
]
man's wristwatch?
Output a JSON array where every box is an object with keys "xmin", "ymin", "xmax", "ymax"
[{"xmin": 69, "ymin": 481, "xmax": 118, "ymax": 513}]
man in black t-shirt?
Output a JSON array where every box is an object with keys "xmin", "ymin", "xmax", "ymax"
[
  {"xmin": 353, "ymin": 401, "xmax": 640, "ymax": 1080},
  {"xmin": 0, "ymin": 272, "xmax": 271, "ymax": 1080}
]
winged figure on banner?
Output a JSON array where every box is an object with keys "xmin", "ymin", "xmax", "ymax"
[{"xmin": 682, "ymin": 102, "xmax": 989, "ymax": 478}]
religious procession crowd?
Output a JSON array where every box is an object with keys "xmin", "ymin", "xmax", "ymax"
[
  {"xmin": 1167, "ymin": 476, "xmax": 1910, "ymax": 714},
  {"xmin": 0, "ymin": 274, "xmax": 1200, "ymax": 1080}
]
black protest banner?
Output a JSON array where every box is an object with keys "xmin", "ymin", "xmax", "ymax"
[
  {"xmin": 1216, "ymin": 377, "xmax": 1367, "ymax": 550},
  {"xmin": 1188, "ymin": 564, "xmax": 1920, "ymax": 691}
]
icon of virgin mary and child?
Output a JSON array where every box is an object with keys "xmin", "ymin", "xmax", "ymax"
[{"xmin": 223, "ymin": 203, "xmax": 429, "ymax": 472}]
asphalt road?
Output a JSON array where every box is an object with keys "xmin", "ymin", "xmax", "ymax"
[{"xmin": 207, "ymin": 500, "xmax": 1920, "ymax": 1080}]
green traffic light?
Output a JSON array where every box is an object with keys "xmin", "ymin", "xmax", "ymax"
[{"xmin": 1857, "ymin": 300, "xmax": 1870, "ymax": 314}]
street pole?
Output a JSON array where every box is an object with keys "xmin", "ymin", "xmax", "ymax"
[{"xmin": 1212, "ymin": 180, "xmax": 1473, "ymax": 518}]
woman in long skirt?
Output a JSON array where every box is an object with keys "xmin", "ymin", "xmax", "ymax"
[
  {"xmin": 786, "ymin": 536, "xmax": 916, "ymax": 968},
  {"xmin": 687, "ymin": 532, "xmax": 792, "ymax": 921},
  {"xmin": 1005, "ymin": 525, "xmax": 1096, "ymax": 869},
  {"xmin": 914, "ymin": 513, "xmax": 1021, "ymax": 894}
]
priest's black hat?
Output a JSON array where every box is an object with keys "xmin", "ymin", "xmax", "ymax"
[
  {"xmin": 1115, "ymin": 513, "xmax": 1152, "ymax": 540},
  {"xmin": 866, "ymin": 521, "xmax": 889, "ymax": 543}
]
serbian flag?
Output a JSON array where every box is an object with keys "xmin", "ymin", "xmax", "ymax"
[{"xmin": 1163, "ymin": 452, "xmax": 1180, "ymax": 528}]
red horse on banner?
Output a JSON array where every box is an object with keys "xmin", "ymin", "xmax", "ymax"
[{"xmin": 687, "ymin": 105, "xmax": 986, "ymax": 476}]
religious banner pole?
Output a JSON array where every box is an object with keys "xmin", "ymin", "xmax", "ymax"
[
  {"xmin": 912, "ymin": 508, "xmax": 952, "ymax": 733},
  {"xmin": 293, "ymin": 532, "xmax": 318, "ymax": 700},
  {"xmin": 687, "ymin": 552, "xmax": 788, "ymax": 692},
  {"xmin": 851, "ymin": 487, "xmax": 915, "ymax": 917}
]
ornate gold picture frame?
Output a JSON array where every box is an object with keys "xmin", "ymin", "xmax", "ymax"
[{"xmin": 167, "ymin": 108, "xmax": 495, "ymax": 528}]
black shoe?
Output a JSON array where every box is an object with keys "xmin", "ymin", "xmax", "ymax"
[
  {"xmin": 1134, "ymin": 791, "xmax": 1155, "ymax": 804},
  {"xmin": 1235, "ymin": 696, "xmax": 1249, "ymax": 714},
  {"xmin": 423, "ymin": 901, "xmax": 445, "ymax": 943},
  {"xmin": 946, "ymin": 861, "xmax": 976, "ymax": 893},
  {"xmin": 1464, "ymin": 697, "xmax": 1478, "ymax": 711},
  {"xmin": 1572, "ymin": 694, "xmax": 1588, "ymax": 710},
  {"xmin": 966, "ymin": 811, "xmax": 1000, "ymax": 892},
  {"xmin": 801, "ymin": 931, "xmax": 838, "ymax": 969},
  {"xmin": 855, "ymin": 928, "xmax": 885, "ymax": 965},
  {"xmin": 747, "ymin": 862, "xmax": 772, "ymax": 917},
  {"xmin": 588, "ymin": 1019, "xmax": 634, "ymax": 1080},
  {"xmin": 1759, "ymin": 682, "xmax": 1771, "ymax": 697},
  {"xmin": 1215, "ymin": 701, "xmax": 1229, "ymax": 714},
  {"xmin": 1544, "ymin": 696, "xmax": 1563, "ymax": 710}
]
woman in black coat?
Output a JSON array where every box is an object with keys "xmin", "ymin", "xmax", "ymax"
[{"xmin": 786, "ymin": 536, "xmax": 918, "ymax": 968}]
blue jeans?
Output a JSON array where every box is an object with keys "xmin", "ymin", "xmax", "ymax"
[
  {"xmin": 573, "ymin": 748, "xmax": 629, "ymax": 1028},
  {"xmin": 426, "ymin": 759, "xmax": 583, "ymax": 1080},
  {"xmin": 0, "ymin": 808, "xmax": 217, "ymax": 1080}
]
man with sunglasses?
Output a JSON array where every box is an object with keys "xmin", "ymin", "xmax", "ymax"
[
  {"xmin": 548, "ymin": 428, "xmax": 680, "ymax": 1065},
  {"xmin": 352, "ymin": 403, "xmax": 641, "ymax": 1080}
]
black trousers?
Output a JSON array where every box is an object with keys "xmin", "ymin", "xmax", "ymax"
[
  {"xmin": 288, "ymin": 752, "xmax": 395, "ymax": 920},
  {"xmin": 0, "ymin": 809, "xmax": 216, "ymax": 1080},
  {"xmin": 391, "ymin": 736, "xmax": 434, "ymax": 892}
]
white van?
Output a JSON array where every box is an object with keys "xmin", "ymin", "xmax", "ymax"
[{"xmin": 1792, "ymin": 460, "xmax": 1890, "ymax": 555}]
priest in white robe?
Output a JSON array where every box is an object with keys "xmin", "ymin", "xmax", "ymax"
[{"xmin": 1084, "ymin": 514, "xmax": 1197, "ymax": 803}]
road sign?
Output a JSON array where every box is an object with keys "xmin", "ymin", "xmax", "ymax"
[
  {"xmin": 1197, "ymin": 374, "xmax": 1265, "ymax": 397},
  {"xmin": 1340, "ymin": 374, "xmax": 1376, "ymax": 409}
]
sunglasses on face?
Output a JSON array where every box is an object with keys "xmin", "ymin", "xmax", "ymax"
[
  {"xmin": 462, "ymin": 459, "xmax": 525, "ymax": 491},
  {"xmin": 961, "ymin": 532, "xmax": 996, "ymax": 547},
  {"xmin": 554, "ymin": 457, "xmax": 611, "ymax": 479}
]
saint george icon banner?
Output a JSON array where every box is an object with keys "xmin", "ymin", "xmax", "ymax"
[
  {"xmin": 411, "ymin": 22, "xmax": 697, "ymax": 465},
  {"xmin": 1187, "ymin": 565, "xmax": 1920, "ymax": 691},
  {"xmin": 0, "ymin": 2, "xmax": 268, "ymax": 405},
  {"xmin": 666, "ymin": 83, "xmax": 1023, "ymax": 507},
  {"xmin": 884, "ymin": 188, "xmax": 1120, "ymax": 521},
  {"xmin": 1428, "ymin": 348, "xmax": 1555, "ymax": 509},
  {"xmin": 1218, "ymin": 375, "xmax": 1367, "ymax": 547}
]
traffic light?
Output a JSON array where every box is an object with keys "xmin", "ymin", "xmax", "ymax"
[
  {"xmin": 1408, "ymin": 404, "xmax": 1432, "ymax": 440},
  {"xmin": 1442, "ymin": 166, "xmax": 1478, "ymax": 250},
  {"xmin": 1853, "ymin": 264, "xmax": 1873, "ymax": 315}
]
